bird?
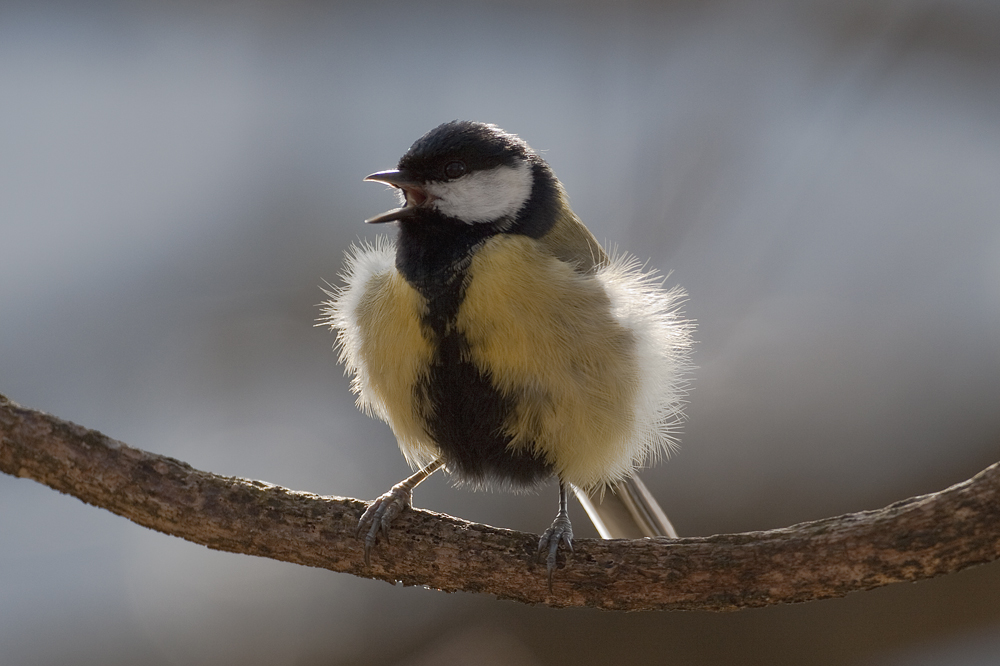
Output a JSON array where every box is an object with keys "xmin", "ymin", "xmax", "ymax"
[{"xmin": 321, "ymin": 120, "xmax": 692, "ymax": 581}]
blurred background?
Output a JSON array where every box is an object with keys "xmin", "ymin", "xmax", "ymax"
[{"xmin": 2, "ymin": 0, "xmax": 999, "ymax": 664}]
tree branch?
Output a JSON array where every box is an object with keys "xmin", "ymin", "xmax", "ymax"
[{"xmin": 1, "ymin": 392, "xmax": 998, "ymax": 611}]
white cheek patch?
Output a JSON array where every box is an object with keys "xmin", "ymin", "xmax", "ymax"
[{"xmin": 425, "ymin": 161, "xmax": 533, "ymax": 224}]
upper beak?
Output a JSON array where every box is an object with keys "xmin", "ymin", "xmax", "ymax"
[
  {"xmin": 364, "ymin": 169, "xmax": 425, "ymax": 224},
  {"xmin": 365, "ymin": 169, "xmax": 420, "ymax": 188}
]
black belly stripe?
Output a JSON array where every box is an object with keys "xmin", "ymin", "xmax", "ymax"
[
  {"xmin": 420, "ymin": 331, "xmax": 552, "ymax": 487},
  {"xmin": 396, "ymin": 214, "xmax": 553, "ymax": 487}
]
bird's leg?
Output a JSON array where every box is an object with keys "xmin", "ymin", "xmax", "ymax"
[
  {"xmin": 538, "ymin": 481, "xmax": 574, "ymax": 587},
  {"xmin": 358, "ymin": 458, "xmax": 444, "ymax": 565}
]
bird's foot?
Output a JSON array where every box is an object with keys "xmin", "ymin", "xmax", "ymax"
[
  {"xmin": 357, "ymin": 483, "xmax": 413, "ymax": 565},
  {"xmin": 538, "ymin": 513, "xmax": 574, "ymax": 589},
  {"xmin": 356, "ymin": 460, "xmax": 445, "ymax": 566}
]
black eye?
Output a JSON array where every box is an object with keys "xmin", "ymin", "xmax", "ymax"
[{"xmin": 444, "ymin": 161, "xmax": 466, "ymax": 179}]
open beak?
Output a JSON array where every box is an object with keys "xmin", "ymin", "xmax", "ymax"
[{"xmin": 364, "ymin": 169, "xmax": 429, "ymax": 224}]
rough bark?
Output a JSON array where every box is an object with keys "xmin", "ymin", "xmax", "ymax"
[{"xmin": 1, "ymin": 393, "xmax": 998, "ymax": 611}]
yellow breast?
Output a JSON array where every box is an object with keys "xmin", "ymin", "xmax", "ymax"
[
  {"xmin": 456, "ymin": 235, "xmax": 641, "ymax": 489},
  {"xmin": 330, "ymin": 232, "xmax": 668, "ymax": 490}
]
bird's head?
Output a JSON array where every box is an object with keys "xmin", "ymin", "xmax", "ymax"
[{"xmin": 365, "ymin": 121, "xmax": 550, "ymax": 229}]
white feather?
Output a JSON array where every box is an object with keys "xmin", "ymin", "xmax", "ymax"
[
  {"xmin": 425, "ymin": 161, "xmax": 533, "ymax": 224},
  {"xmin": 597, "ymin": 254, "xmax": 695, "ymax": 471},
  {"xmin": 317, "ymin": 236, "xmax": 397, "ymax": 419}
]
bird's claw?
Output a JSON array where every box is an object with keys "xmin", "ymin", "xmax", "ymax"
[
  {"xmin": 358, "ymin": 484, "xmax": 413, "ymax": 565},
  {"xmin": 538, "ymin": 514, "xmax": 574, "ymax": 589}
]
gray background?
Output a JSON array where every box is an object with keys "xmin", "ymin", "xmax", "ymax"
[{"xmin": 2, "ymin": 1, "xmax": 999, "ymax": 664}]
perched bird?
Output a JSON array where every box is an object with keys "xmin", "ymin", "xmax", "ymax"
[{"xmin": 322, "ymin": 121, "xmax": 692, "ymax": 579}]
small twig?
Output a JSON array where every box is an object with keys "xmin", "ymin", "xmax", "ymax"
[{"xmin": 1, "ymin": 392, "xmax": 998, "ymax": 611}]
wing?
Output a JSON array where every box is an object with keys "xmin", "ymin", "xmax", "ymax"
[{"xmin": 535, "ymin": 202, "xmax": 609, "ymax": 274}]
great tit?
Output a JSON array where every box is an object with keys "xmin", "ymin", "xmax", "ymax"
[{"xmin": 322, "ymin": 121, "xmax": 692, "ymax": 578}]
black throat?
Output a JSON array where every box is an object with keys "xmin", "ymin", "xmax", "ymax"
[{"xmin": 395, "ymin": 216, "xmax": 494, "ymax": 334}]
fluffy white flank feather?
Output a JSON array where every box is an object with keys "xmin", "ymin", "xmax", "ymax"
[
  {"xmin": 596, "ymin": 253, "xmax": 694, "ymax": 472},
  {"xmin": 317, "ymin": 236, "xmax": 397, "ymax": 421}
]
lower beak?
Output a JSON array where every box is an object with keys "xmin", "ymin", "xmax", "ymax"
[{"xmin": 365, "ymin": 205, "xmax": 418, "ymax": 224}]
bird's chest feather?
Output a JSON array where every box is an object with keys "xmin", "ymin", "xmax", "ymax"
[
  {"xmin": 401, "ymin": 233, "xmax": 561, "ymax": 486},
  {"xmin": 421, "ymin": 234, "xmax": 639, "ymax": 486},
  {"xmin": 359, "ymin": 228, "xmax": 639, "ymax": 488},
  {"xmin": 455, "ymin": 236, "xmax": 640, "ymax": 460}
]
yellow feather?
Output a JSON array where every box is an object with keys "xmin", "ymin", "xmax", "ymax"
[
  {"xmin": 457, "ymin": 235, "xmax": 640, "ymax": 489},
  {"xmin": 322, "ymin": 243, "xmax": 440, "ymax": 468}
]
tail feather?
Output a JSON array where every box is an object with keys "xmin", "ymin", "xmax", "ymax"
[{"xmin": 574, "ymin": 474, "xmax": 677, "ymax": 539}]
